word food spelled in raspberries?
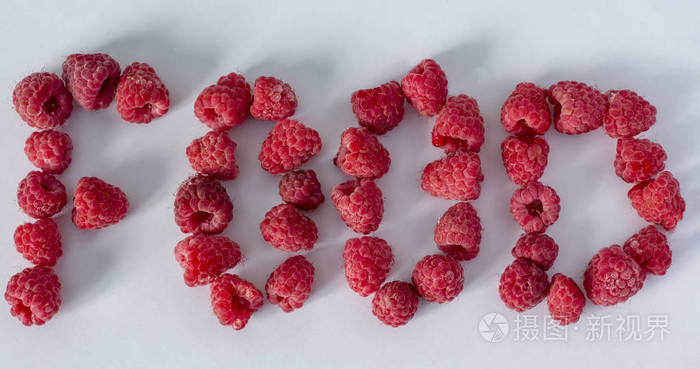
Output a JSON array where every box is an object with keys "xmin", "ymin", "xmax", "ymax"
[
  {"xmin": 72, "ymin": 177, "xmax": 129, "ymax": 230},
  {"xmin": 334, "ymin": 127, "xmax": 391, "ymax": 179},
  {"xmin": 62, "ymin": 53, "xmax": 121, "ymax": 110},
  {"xmin": 433, "ymin": 202, "xmax": 482, "ymax": 261},
  {"xmin": 260, "ymin": 204, "xmax": 318, "ymax": 252},
  {"xmin": 278, "ymin": 169, "xmax": 324, "ymax": 210},
  {"xmin": 174, "ymin": 175, "xmax": 233, "ymax": 235},
  {"xmin": 401, "ymin": 59, "xmax": 448, "ymax": 116},
  {"xmin": 115, "ymin": 62, "xmax": 170, "ymax": 123},
  {"xmin": 343, "ymin": 236, "xmax": 394, "ymax": 296},
  {"xmin": 351, "ymin": 80, "xmax": 405, "ymax": 135},
  {"xmin": 14, "ymin": 219, "xmax": 62, "ymax": 267},
  {"xmin": 249, "ymin": 76, "xmax": 297, "ymax": 121},
  {"xmin": 210, "ymin": 273, "xmax": 263, "ymax": 330},
  {"xmin": 194, "ymin": 72, "xmax": 251, "ymax": 130},
  {"xmin": 5, "ymin": 266, "xmax": 61, "ymax": 326},
  {"xmin": 174, "ymin": 234, "xmax": 242, "ymax": 287},
  {"xmin": 331, "ymin": 178, "xmax": 384, "ymax": 235},
  {"xmin": 24, "ymin": 130, "xmax": 73, "ymax": 174},
  {"xmin": 258, "ymin": 119, "xmax": 322, "ymax": 175},
  {"xmin": 13, "ymin": 72, "xmax": 73, "ymax": 129},
  {"xmin": 186, "ymin": 131, "xmax": 239, "ymax": 180},
  {"xmin": 372, "ymin": 281, "xmax": 419, "ymax": 327},
  {"xmin": 17, "ymin": 171, "xmax": 67, "ymax": 219},
  {"xmin": 265, "ymin": 255, "xmax": 315, "ymax": 312}
]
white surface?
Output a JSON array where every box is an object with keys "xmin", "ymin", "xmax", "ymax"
[{"xmin": 1, "ymin": 1, "xmax": 699, "ymax": 368}]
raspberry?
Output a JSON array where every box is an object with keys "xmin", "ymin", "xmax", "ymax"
[
  {"xmin": 14, "ymin": 219, "xmax": 62, "ymax": 267},
  {"xmin": 249, "ymin": 76, "xmax": 297, "ymax": 121},
  {"xmin": 4, "ymin": 266, "xmax": 61, "ymax": 326},
  {"xmin": 12, "ymin": 72, "xmax": 73, "ymax": 129},
  {"xmin": 115, "ymin": 62, "xmax": 169, "ymax": 123},
  {"xmin": 372, "ymin": 281, "xmax": 419, "ymax": 327},
  {"xmin": 420, "ymin": 152, "xmax": 483, "ymax": 200},
  {"xmin": 174, "ymin": 234, "xmax": 242, "ymax": 287},
  {"xmin": 511, "ymin": 233, "xmax": 559, "ymax": 271},
  {"xmin": 24, "ymin": 130, "xmax": 73, "ymax": 174},
  {"xmin": 351, "ymin": 81, "xmax": 405, "ymax": 135},
  {"xmin": 331, "ymin": 179, "xmax": 383, "ymax": 234},
  {"xmin": 334, "ymin": 127, "xmax": 391, "ymax": 179},
  {"xmin": 500, "ymin": 82, "xmax": 551, "ymax": 136},
  {"xmin": 400, "ymin": 59, "xmax": 448, "ymax": 116},
  {"xmin": 510, "ymin": 181, "xmax": 560, "ymax": 233},
  {"xmin": 278, "ymin": 169, "xmax": 324, "ymax": 210},
  {"xmin": 547, "ymin": 274, "xmax": 585, "ymax": 325},
  {"xmin": 194, "ymin": 73, "xmax": 251, "ymax": 130},
  {"xmin": 343, "ymin": 236, "xmax": 394, "ymax": 296},
  {"xmin": 265, "ymin": 255, "xmax": 315, "ymax": 312},
  {"xmin": 412, "ymin": 254, "xmax": 464, "ymax": 303},
  {"xmin": 501, "ymin": 135, "xmax": 549, "ymax": 185},
  {"xmin": 433, "ymin": 202, "xmax": 482, "ymax": 261},
  {"xmin": 584, "ymin": 245, "xmax": 646, "ymax": 306},
  {"xmin": 260, "ymin": 204, "xmax": 318, "ymax": 252},
  {"xmin": 210, "ymin": 273, "xmax": 263, "ymax": 330},
  {"xmin": 62, "ymin": 53, "xmax": 120, "ymax": 110},
  {"xmin": 614, "ymin": 138, "xmax": 666, "ymax": 183},
  {"xmin": 174, "ymin": 175, "xmax": 233, "ymax": 235},
  {"xmin": 498, "ymin": 258, "xmax": 549, "ymax": 312},
  {"xmin": 259, "ymin": 119, "xmax": 322, "ymax": 175},
  {"xmin": 548, "ymin": 81, "xmax": 607, "ymax": 134},
  {"xmin": 186, "ymin": 131, "xmax": 239, "ymax": 180},
  {"xmin": 72, "ymin": 177, "xmax": 129, "ymax": 230},
  {"xmin": 628, "ymin": 171, "xmax": 685, "ymax": 231},
  {"xmin": 604, "ymin": 89, "xmax": 656, "ymax": 138},
  {"xmin": 17, "ymin": 171, "xmax": 67, "ymax": 219},
  {"xmin": 432, "ymin": 94, "xmax": 485, "ymax": 153},
  {"xmin": 623, "ymin": 225, "xmax": 672, "ymax": 276}
]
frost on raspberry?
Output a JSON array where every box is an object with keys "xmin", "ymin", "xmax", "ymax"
[
  {"xmin": 12, "ymin": 72, "xmax": 73, "ymax": 129},
  {"xmin": 412, "ymin": 254, "xmax": 464, "ymax": 303},
  {"xmin": 511, "ymin": 233, "xmax": 559, "ymax": 271},
  {"xmin": 501, "ymin": 135, "xmax": 549, "ymax": 186},
  {"xmin": 432, "ymin": 94, "xmax": 485, "ymax": 153},
  {"xmin": 265, "ymin": 255, "xmax": 315, "ymax": 312},
  {"xmin": 174, "ymin": 175, "xmax": 233, "ymax": 235},
  {"xmin": 62, "ymin": 53, "xmax": 121, "ymax": 110},
  {"xmin": 115, "ymin": 62, "xmax": 170, "ymax": 123},
  {"xmin": 499, "ymin": 258, "xmax": 549, "ymax": 312},
  {"xmin": 548, "ymin": 80, "xmax": 607, "ymax": 134},
  {"xmin": 14, "ymin": 219, "xmax": 62, "ymax": 267},
  {"xmin": 547, "ymin": 273, "xmax": 585, "ymax": 325},
  {"xmin": 351, "ymin": 80, "xmax": 405, "ymax": 135},
  {"xmin": 372, "ymin": 281, "xmax": 419, "ymax": 327},
  {"xmin": 614, "ymin": 138, "xmax": 666, "ymax": 183},
  {"xmin": 4, "ymin": 266, "xmax": 61, "ymax": 326},
  {"xmin": 500, "ymin": 82, "xmax": 551, "ymax": 136},
  {"xmin": 24, "ymin": 130, "xmax": 73, "ymax": 174},
  {"xmin": 334, "ymin": 127, "xmax": 391, "ymax": 179},
  {"xmin": 433, "ymin": 202, "xmax": 482, "ymax": 261},
  {"xmin": 343, "ymin": 236, "xmax": 394, "ymax": 296},
  {"xmin": 249, "ymin": 76, "xmax": 297, "ymax": 121},
  {"xmin": 259, "ymin": 119, "xmax": 322, "ymax": 175},
  {"xmin": 623, "ymin": 225, "xmax": 672, "ymax": 276},
  {"xmin": 584, "ymin": 245, "xmax": 646, "ymax": 306},
  {"xmin": 331, "ymin": 178, "xmax": 383, "ymax": 234},
  {"xmin": 401, "ymin": 59, "xmax": 448, "ymax": 116},
  {"xmin": 194, "ymin": 73, "xmax": 251, "ymax": 131},
  {"xmin": 604, "ymin": 89, "xmax": 656, "ymax": 138},
  {"xmin": 260, "ymin": 204, "xmax": 318, "ymax": 252},
  {"xmin": 72, "ymin": 177, "xmax": 129, "ymax": 230},
  {"xmin": 278, "ymin": 169, "xmax": 324, "ymax": 210},
  {"xmin": 509, "ymin": 181, "xmax": 560, "ymax": 233},
  {"xmin": 17, "ymin": 171, "xmax": 67, "ymax": 219},
  {"xmin": 421, "ymin": 152, "xmax": 483, "ymax": 200},
  {"xmin": 187, "ymin": 131, "xmax": 239, "ymax": 180},
  {"xmin": 210, "ymin": 273, "xmax": 263, "ymax": 330},
  {"xmin": 628, "ymin": 171, "xmax": 685, "ymax": 231},
  {"xmin": 174, "ymin": 234, "xmax": 242, "ymax": 287}
]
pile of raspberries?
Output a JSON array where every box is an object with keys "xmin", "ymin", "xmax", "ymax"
[{"xmin": 498, "ymin": 81, "xmax": 683, "ymax": 325}]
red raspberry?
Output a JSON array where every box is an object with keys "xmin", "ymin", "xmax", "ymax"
[
  {"xmin": 17, "ymin": 171, "xmax": 67, "ymax": 219},
  {"xmin": 278, "ymin": 169, "xmax": 324, "ymax": 210},
  {"xmin": 511, "ymin": 233, "xmax": 559, "ymax": 271},
  {"xmin": 343, "ymin": 236, "xmax": 394, "ymax": 296},
  {"xmin": 510, "ymin": 181, "xmax": 560, "ymax": 233},
  {"xmin": 547, "ymin": 273, "xmax": 585, "ymax": 325},
  {"xmin": 174, "ymin": 175, "xmax": 233, "ymax": 235},
  {"xmin": 265, "ymin": 255, "xmax": 315, "ymax": 312},
  {"xmin": 351, "ymin": 81, "xmax": 405, "ymax": 135},
  {"xmin": 614, "ymin": 138, "xmax": 666, "ymax": 183},
  {"xmin": 186, "ymin": 131, "xmax": 239, "ymax": 180},
  {"xmin": 372, "ymin": 281, "xmax": 419, "ymax": 327},
  {"xmin": 4, "ymin": 266, "xmax": 61, "ymax": 326},
  {"xmin": 194, "ymin": 73, "xmax": 251, "ymax": 131},
  {"xmin": 432, "ymin": 94, "xmax": 484, "ymax": 153},
  {"xmin": 14, "ymin": 219, "xmax": 62, "ymax": 267},
  {"xmin": 115, "ymin": 62, "xmax": 169, "ymax": 123},
  {"xmin": 24, "ymin": 130, "xmax": 73, "ymax": 174},
  {"xmin": 501, "ymin": 135, "xmax": 549, "ymax": 185},
  {"xmin": 174, "ymin": 234, "xmax": 242, "ymax": 287},
  {"xmin": 433, "ymin": 202, "xmax": 482, "ymax": 261},
  {"xmin": 623, "ymin": 225, "xmax": 672, "ymax": 276},
  {"xmin": 260, "ymin": 204, "xmax": 318, "ymax": 252},
  {"xmin": 628, "ymin": 171, "xmax": 685, "ymax": 231},
  {"xmin": 500, "ymin": 82, "xmax": 551, "ymax": 136},
  {"xmin": 72, "ymin": 177, "xmax": 129, "ymax": 230},
  {"xmin": 331, "ymin": 178, "xmax": 383, "ymax": 234},
  {"xmin": 210, "ymin": 273, "xmax": 263, "ymax": 330},
  {"xmin": 12, "ymin": 72, "xmax": 73, "ymax": 129},
  {"xmin": 412, "ymin": 254, "xmax": 464, "ymax": 303},
  {"xmin": 420, "ymin": 152, "xmax": 483, "ymax": 200},
  {"xmin": 62, "ymin": 53, "xmax": 121, "ymax": 110},
  {"xmin": 548, "ymin": 81, "xmax": 607, "ymax": 134},
  {"xmin": 604, "ymin": 89, "xmax": 656, "ymax": 138},
  {"xmin": 334, "ymin": 127, "xmax": 391, "ymax": 179},
  {"xmin": 499, "ymin": 258, "xmax": 549, "ymax": 312},
  {"xmin": 249, "ymin": 76, "xmax": 297, "ymax": 121},
  {"xmin": 584, "ymin": 245, "xmax": 646, "ymax": 306},
  {"xmin": 400, "ymin": 59, "xmax": 448, "ymax": 116},
  {"xmin": 259, "ymin": 119, "xmax": 322, "ymax": 175}
]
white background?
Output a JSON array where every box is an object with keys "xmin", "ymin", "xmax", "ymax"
[{"xmin": 1, "ymin": 1, "xmax": 699, "ymax": 368}]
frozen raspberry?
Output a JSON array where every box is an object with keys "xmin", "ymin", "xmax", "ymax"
[
  {"xmin": 62, "ymin": 53, "xmax": 121, "ymax": 110},
  {"xmin": 174, "ymin": 175, "xmax": 233, "ymax": 235},
  {"xmin": 17, "ymin": 171, "xmax": 67, "ymax": 219},
  {"xmin": 259, "ymin": 119, "xmax": 322, "ymax": 175},
  {"xmin": 174, "ymin": 234, "xmax": 242, "ymax": 287},
  {"xmin": 500, "ymin": 82, "xmax": 551, "ymax": 136},
  {"xmin": 401, "ymin": 59, "xmax": 448, "ymax": 116},
  {"xmin": 331, "ymin": 179, "xmax": 383, "ymax": 234},
  {"xmin": 584, "ymin": 245, "xmax": 646, "ymax": 306},
  {"xmin": 614, "ymin": 138, "xmax": 666, "ymax": 183},
  {"xmin": 421, "ymin": 152, "xmax": 483, "ymax": 201},
  {"xmin": 432, "ymin": 94, "xmax": 484, "ymax": 153},
  {"xmin": 278, "ymin": 169, "xmax": 324, "ymax": 210},
  {"xmin": 186, "ymin": 131, "xmax": 239, "ymax": 180},
  {"xmin": 499, "ymin": 258, "xmax": 549, "ymax": 312},
  {"xmin": 343, "ymin": 236, "xmax": 394, "ymax": 296},
  {"xmin": 628, "ymin": 171, "xmax": 685, "ymax": 231},
  {"xmin": 115, "ymin": 62, "xmax": 169, "ymax": 123},
  {"xmin": 194, "ymin": 73, "xmax": 251, "ymax": 130},
  {"xmin": 72, "ymin": 177, "xmax": 129, "ymax": 230},
  {"xmin": 604, "ymin": 89, "xmax": 656, "ymax": 138},
  {"xmin": 433, "ymin": 202, "xmax": 482, "ymax": 261},
  {"xmin": 548, "ymin": 81, "xmax": 607, "ymax": 134},
  {"xmin": 334, "ymin": 127, "xmax": 391, "ymax": 179},
  {"xmin": 249, "ymin": 76, "xmax": 297, "ymax": 121},
  {"xmin": 547, "ymin": 274, "xmax": 585, "ymax": 325},
  {"xmin": 412, "ymin": 254, "xmax": 464, "ymax": 303},
  {"xmin": 12, "ymin": 72, "xmax": 73, "ymax": 129},
  {"xmin": 14, "ymin": 219, "xmax": 62, "ymax": 267},
  {"xmin": 510, "ymin": 181, "xmax": 560, "ymax": 233},
  {"xmin": 501, "ymin": 135, "xmax": 549, "ymax": 185},
  {"xmin": 210, "ymin": 273, "xmax": 263, "ymax": 330},
  {"xmin": 351, "ymin": 81, "xmax": 405, "ymax": 135},
  {"xmin": 4, "ymin": 266, "xmax": 61, "ymax": 326},
  {"xmin": 265, "ymin": 255, "xmax": 315, "ymax": 312},
  {"xmin": 511, "ymin": 233, "xmax": 559, "ymax": 271},
  {"xmin": 372, "ymin": 281, "xmax": 419, "ymax": 327},
  {"xmin": 623, "ymin": 225, "xmax": 672, "ymax": 276},
  {"xmin": 260, "ymin": 204, "xmax": 318, "ymax": 252},
  {"xmin": 24, "ymin": 130, "xmax": 73, "ymax": 174}
]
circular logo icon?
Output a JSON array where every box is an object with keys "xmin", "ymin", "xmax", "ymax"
[{"xmin": 479, "ymin": 312, "xmax": 509, "ymax": 342}]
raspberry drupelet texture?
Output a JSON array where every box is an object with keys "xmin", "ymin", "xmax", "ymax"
[
  {"xmin": 343, "ymin": 236, "xmax": 394, "ymax": 296},
  {"xmin": 115, "ymin": 62, "xmax": 169, "ymax": 123},
  {"xmin": 412, "ymin": 254, "xmax": 464, "ymax": 303},
  {"xmin": 501, "ymin": 135, "xmax": 549, "ymax": 186},
  {"xmin": 604, "ymin": 89, "xmax": 657, "ymax": 138},
  {"xmin": 500, "ymin": 82, "xmax": 551, "ymax": 136},
  {"xmin": 351, "ymin": 81, "xmax": 405, "ymax": 135},
  {"xmin": 547, "ymin": 274, "xmax": 585, "ymax": 325},
  {"xmin": 194, "ymin": 73, "xmax": 251, "ymax": 131},
  {"xmin": 174, "ymin": 175, "xmax": 233, "ymax": 235},
  {"xmin": 174, "ymin": 234, "xmax": 242, "ymax": 287},
  {"xmin": 499, "ymin": 258, "xmax": 549, "ymax": 312},
  {"xmin": 400, "ymin": 59, "xmax": 448, "ymax": 116},
  {"xmin": 584, "ymin": 245, "xmax": 646, "ymax": 306},
  {"xmin": 278, "ymin": 169, "xmax": 324, "ymax": 210},
  {"xmin": 623, "ymin": 225, "xmax": 672, "ymax": 276},
  {"xmin": 421, "ymin": 152, "xmax": 483, "ymax": 201},
  {"xmin": 260, "ymin": 204, "xmax": 318, "ymax": 252},
  {"xmin": 24, "ymin": 130, "xmax": 73, "ymax": 174},
  {"xmin": 372, "ymin": 281, "xmax": 419, "ymax": 327},
  {"xmin": 17, "ymin": 171, "xmax": 67, "ymax": 219},
  {"xmin": 614, "ymin": 138, "xmax": 667, "ymax": 183},
  {"xmin": 249, "ymin": 76, "xmax": 297, "ymax": 121},
  {"xmin": 210, "ymin": 273, "xmax": 263, "ymax": 330},
  {"xmin": 265, "ymin": 255, "xmax": 315, "ymax": 312},
  {"xmin": 72, "ymin": 177, "xmax": 129, "ymax": 230},
  {"xmin": 186, "ymin": 131, "xmax": 239, "ymax": 180},
  {"xmin": 510, "ymin": 181, "xmax": 560, "ymax": 234},
  {"xmin": 511, "ymin": 233, "xmax": 559, "ymax": 271},
  {"xmin": 259, "ymin": 119, "xmax": 322, "ymax": 175},
  {"xmin": 331, "ymin": 178, "xmax": 383, "ymax": 234},
  {"xmin": 334, "ymin": 127, "xmax": 391, "ymax": 179},
  {"xmin": 14, "ymin": 219, "xmax": 62, "ymax": 267},
  {"xmin": 548, "ymin": 81, "xmax": 607, "ymax": 135},
  {"xmin": 13, "ymin": 72, "xmax": 73, "ymax": 129},
  {"xmin": 62, "ymin": 53, "xmax": 121, "ymax": 110},
  {"xmin": 628, "ymin": 171, "xmax": 685, "ymax": 231},
  {"xmin": 4, "ymin": 266, "xmax": 61, "ymax": 326},
  {"xmin": 433, "ymin": 202, "xmax": 482, "ymax": 261},
  {"xmin": 432, "ymin": 94, "xmax": 485, "ymax": 153}
]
